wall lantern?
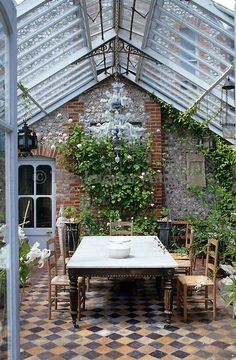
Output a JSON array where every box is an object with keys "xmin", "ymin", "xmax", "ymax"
[
  {"xmin": 18, "ymin": 121, "xmax": 38, "ymax": 156},
  {"xmin": 197, "ymin": 136, "xmax": 216, "ymax": 151},
  {"xmin": 221, "ymin": 76, "xmax": 235, "ymax": 140}
]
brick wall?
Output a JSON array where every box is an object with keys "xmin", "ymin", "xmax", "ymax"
[
  {"xmin": 145, "ymin": 100, "xmax": 164, "ymax": 216},
  {"xmin": 32, "ymin": 96, "xmax": 165, "ymax": 219}
]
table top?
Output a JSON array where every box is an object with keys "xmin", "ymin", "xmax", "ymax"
[{"xmin": 67, "ymin": 236, "xmax": 178, "ymax": 269}]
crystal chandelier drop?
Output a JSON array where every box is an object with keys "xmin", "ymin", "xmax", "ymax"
[{"xmin": 88, "ymin": 82, "xmax": 146, "ymax": 145}]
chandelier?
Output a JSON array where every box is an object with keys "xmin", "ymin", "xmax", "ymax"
[{"xmin": 87, "ymin": 82, "xmax": 146, "ymax": 147}]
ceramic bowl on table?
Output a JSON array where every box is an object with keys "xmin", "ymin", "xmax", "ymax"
[
  {"xmin": 108, "ymin": 243, "xmax": 131, "ymax": 258},
  {"xmin": 109, "ymin": 236, "xmax": 132, "ymax": 245}
]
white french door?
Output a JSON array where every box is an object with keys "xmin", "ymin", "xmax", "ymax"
[{"xmin": 18, "ymin": 158, "xmax": 56, "ymax": 248}]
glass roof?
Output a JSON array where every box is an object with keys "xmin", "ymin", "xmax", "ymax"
[{"xmin": 16, "ymin": 0, "xmax": 235, "ymax": 143}]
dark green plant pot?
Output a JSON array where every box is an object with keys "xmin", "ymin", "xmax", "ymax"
[{"xmin": 158, "ymin": 221, "xmax": 171, "ymax": 249}]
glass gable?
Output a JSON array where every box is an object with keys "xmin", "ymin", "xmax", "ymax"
[{"xmin": 16, "ymin": 0, "xmax": 235, "ymax": 143}]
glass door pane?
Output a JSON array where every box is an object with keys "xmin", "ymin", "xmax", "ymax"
[
  {"xmin": 18, "ymin": 165, "xmax": 34, "ymax": 195},
  {"xmin": 18, "ymin": 198, "xmax": 34, "ymax": 228},
  {"xmin": 36, "ymin": 165, "xmax": 52, "ymax": 195},
  {"xmin": 36, "ymin": 198, "xmax": 52, "ymax": 228}
]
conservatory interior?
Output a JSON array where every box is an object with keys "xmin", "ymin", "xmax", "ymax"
[{"xmin": 0, "ymin": 0, "xmax": 236, "ymax": 359}]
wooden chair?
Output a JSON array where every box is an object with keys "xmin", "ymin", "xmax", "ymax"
[
  {"xmin": 46, "ymin": 238, "xmax": 86, "ymax": 320},
  {"xmin": 170, "ymin": 224, "xmax": 194, "ymax": 275},
  {"xmin": 110, "ymin": 220, "xmax": 134, "ymax": 236},
  {"xmin": 176, "ymin": 238, "xmax": 219, "ymax": 322}
]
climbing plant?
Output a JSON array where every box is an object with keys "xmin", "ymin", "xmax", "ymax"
[
  {"xmin": 155, "ymin": 97, "xmax": 236, "ymax": 263},
  {"xmin": 57, "ymin": 124, "xmax": 158, "ymax": 235}
]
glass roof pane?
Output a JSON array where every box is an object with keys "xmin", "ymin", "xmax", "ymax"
[
  {"xmin": 140, "ymin": 59, "xmax": 204, "ymax": 107},
  {"xmin": 85, "ymin": 0, "xmax": 114, "ymax": 42},
  {"xmin": 17, "ymin": 58, "xmax": 94, "ymax": 124},
  {"xmin": 120, "ymin": 0, "xmax": 150, "ymax": 46},
  {"xmin": 146, "ymin": 0, "xmax": 233, "ymax": 86},
  {"xmin": 17, "ymin": 0, "xmax": 87, "ymax": 86}
]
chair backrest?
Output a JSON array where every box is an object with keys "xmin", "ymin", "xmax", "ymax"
[
  {"xmin": 185, "ymin": 224, "xmax": 194, "ymax": 252},
  {"xmin": 186, "ymin": 225, "xmax": 194, "ymax": 271},
  {"xmin": 110, "ymin": 220, "xmax": 133, "ymax": 236},
  {"xmin": 46, "ymin": 238, "xmax": 58, "ymax": 279},
  {"xmin": 205, "ymin": 238, "xmax": 219, "ymax": 281}
]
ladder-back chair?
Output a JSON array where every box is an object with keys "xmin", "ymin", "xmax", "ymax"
[
  {"xmin": 47, "ymin": 238, "xmax": 85, "ymax": 320},
  {"xmin": 177, "ymin": 238, "xmax": 219, "ymax": 322},
  {"xmin": 170, "ymin": 224, "xmax": 194, "ymax": 275},
  {"xmin": 110, "ymin": 220, "xmax": 134, "ymax": 236}
]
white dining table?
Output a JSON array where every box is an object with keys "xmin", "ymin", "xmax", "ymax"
[{"xmin": 67, "ymin": 235, "xmax": 178, "ymax": 328}]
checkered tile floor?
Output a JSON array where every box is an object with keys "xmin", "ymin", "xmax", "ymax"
[{"xmin": 17, "ymin": 265, "xmax": 236, "ymax": 360}]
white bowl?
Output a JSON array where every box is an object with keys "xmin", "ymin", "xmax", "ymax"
[
  {"xmin": 109, "ymin": 236, "xmax": 132, "ymax": 244},
  {"xmin": 108, "ymin": 243, "xmax": 131, "ymax": 258}
]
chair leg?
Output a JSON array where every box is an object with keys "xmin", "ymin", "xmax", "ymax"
[
  {"xmin": 82, "ymin": 278, "xmax": 86, "ymax": 310},
  {"xmin": 55, "ymin": 286, "xmax": 58, "ymax": 310},
  {"xmin": 205, "ymin": 286, "xmax": 208, "ymax": 310},
  {"xmin": 213, "ymin": 285, "xmax": 216, "ymax": 321},
  {"xmin": 176, "ymin": 279, "xmax": 180, "ymax": 310},
  {"xmin": 78, "ymin": 285, "xmax": 81, "ymax": 321},
  {"xmin": 48, "ymin": 286, "xmax": 52, "ymax": 320},
  {"xmin": 86, "ymin": 277, "xmax": 90, "ymax": 291},
  {"xmin": 183, "ymin": 284, "xmax": 188, "ymax": 322}
]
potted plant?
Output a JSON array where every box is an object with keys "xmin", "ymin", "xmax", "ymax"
[
  {"xmin": 157, "ymin": 207, "xmax": 171, "ymax": 248},
  {"xmin": 64, "ymin": 205, "xmax": 78, "ymax": 223},
  {"xmin": 64, "ymin": 206, "xmax": 80, "ymax": 253}
]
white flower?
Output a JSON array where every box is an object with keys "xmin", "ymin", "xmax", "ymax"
[
  {"xmin": 0, "ymin": 244, "xmax": 8, "ymax": 268},
  {"xmin": 127, "ymin": 155, "xmax": 132, "ymax": 160},
  {"xmin": 51, "ymin": 144, "xmax": 56, "ymax": 150},
  {"xmin": 18, "ymin": 226, "xmax": 26, "ymax": 242},
  {"xmin": 0, "ymin": 224, "xmax": 6, "ymax": 240},
  {"xmin": 91, "ymin": 185, "xmax": 95, "ymax": 189},
  {"xmin": 26, "ymin": 242, "xmax": 41, "ymax": 263},
  {"xmin": 150, "ymin": 203, "xmax": 155, "ymax": 207},
  {"xmin": 77, "ymin": 143, "xmax": 82, "ymax": 148},
  {"xmin": 141, "ymin": 172, "xmax": 145, "ymax": 176},
  {"xmin": 68, "ymin": 118, "xmax": 73, "ymax": 123},
  {"xmin": 38, "ymin": 249, "xmax": 50, "ymax": 268},
  {"xmin": 157, "ymin": 169, "xmax": 161, "ymax": 173}
]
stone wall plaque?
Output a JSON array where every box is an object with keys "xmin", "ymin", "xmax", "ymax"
[{"xmin": 186, "ymin": 152, "xmax": 206, "ymax": 187}]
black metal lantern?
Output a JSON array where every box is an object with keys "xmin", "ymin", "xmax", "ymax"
[
  {"xmin": 198, "ymin": 136, "xmax": 216, "ymax": 151},
  {"xmin": 221, "ymin": 76, "xmax": 235, "ymax": 139},
  {"xmin": 18, "ymin": 121, "xmax": 38, "ymax": 156}
]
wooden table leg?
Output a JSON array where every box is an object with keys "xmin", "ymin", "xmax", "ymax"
[
  {"xmin": 68, "ymin": 269, "xmax": 79, "ymax": 328},
  {"xmin": 163, "ymin": 269, "xmax": 174, "ymax": 326}
]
